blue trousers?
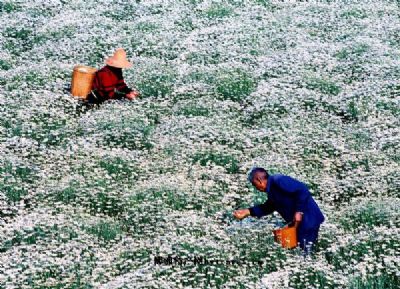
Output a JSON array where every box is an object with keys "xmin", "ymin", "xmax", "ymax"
[{"xmin": 297, "ymin": 225, "xmax": 320, "ymax": 255}]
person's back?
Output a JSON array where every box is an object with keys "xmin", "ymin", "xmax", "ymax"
[{"xmin": 268, "ymin": 174, "xmax": 324, "ymax": 231}]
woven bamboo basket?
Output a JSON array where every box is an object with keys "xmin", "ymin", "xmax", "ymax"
[
  {"xmin": 71, "ymin": 65, "xmax": 97, "ymax": 99},
  {"xmin": 273, "ymin": 226, "xmax": 297, "ymax": 249}
]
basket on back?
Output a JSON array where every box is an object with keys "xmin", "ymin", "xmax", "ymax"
[
  {"xmin": 273, "ymin": 226, "xmax": 297, "ymax": 249},
  {"xmin": 71, "ymin": 65, "xmax": 97, "ymax": 99}
]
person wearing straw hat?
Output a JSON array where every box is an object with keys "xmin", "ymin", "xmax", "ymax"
[
  {"xmin": 87, "ymin": 48, "xmax": 140, "ymax": 104},
  {"xmin": 233, "ymin": 167, "xmax": 325, "ymax": 255}
]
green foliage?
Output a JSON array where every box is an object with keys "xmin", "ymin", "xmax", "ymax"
[
  {"xmin": 381, "ymin": 140, "xmax": 400, "ymax": 164},
  {"xmin": 335, "ymin": 44, "xmax": 369, "ymax": 60},
  {"xmin": 99, "ymin": 118, "xmax": 154, "ymax": 150},
  {"xmin": 135, "ymin": 66, "xmax": 177, "ymax": 98},
  {"xmin": 303, "ymin": 141, "xmax": 339, "ymax": 159},
  {"xmin": 324, "ymin": 235, "xmax": 399, "ymax": 272},
  {"xmin": 187, "ymin": 0, "xmax": 202, "ymax": 5},
  {"xmin": 27, "ymin": 5, "xmax": 57, "ymax": 18},
  {"xmin": 346, "ymin": 100, "xmax": 360, "ymax": 121},
  {"xmin": 178, "ymin": 105, "xmax": 210, "ymax": 117},
  {"xmin": 184, "ymin": 70, "xmax": 216, "ymax": 84},
  {"xmin": 2, "ymin": 27, "xmax": 36, "ymax": 55},
  {"xmin": 1, "ymin": 225, "xmax": 79, "ymax": 253},
  {"xmin": 0, "ymin": 164, "xmax": 35, "ymax": 183},
  {"xmin": 175, "ymin": 15, "xmax": 197, "ymax": 31},
  {"xmin": 99, "ymin": 157, "xmax": 138, "ymax": 181},
  {"xmin": 24, "ymin": 71, "xmax": 47, "ymax": 87},
  {"xmin": 344, "ymin": 158, "xmax": 370, "ymax": 172},
  {"xmin": 0, "ymin": 76, "xmax": 6, "ymax": 86},
  {"xmin": 307, "ymin": 21, "xmax": 340, "ymax": 41},
  {"xmin": 2, "ymin": 1, "xmax": 400, "ymax": 287},
  {"xmin": 383, "ymin": 83, "xmax": 400, "ymax": 98},
  {"xmin": 388, "ymin": 29, "xmax": 400, "ymax": 48},
  {"xmin": 87, "ymin": 189, "xmax": 126, "ymax": 218},
  {"xmin": 85, "ymin": 38, "xmax": 111, "ymax": 67},
  {"xmin": 1, "ymin": 227, "xmax": 47, "ymax": 252},
  {"xmin": 146, "ymin": 72, "xmax": 175, "ymax": 97},
  {"xmin": 344, "ymin": 64, "xmax": 368, "ymax": 84},
  {"xmin": 193, "ymin": 151, "xmax": 240, "ymax": 174},
  {"xmin": 0, "ymin": 163, "xmax": 36, "ymax": 203},
  {"xmin": 24, "ymin": 115, "xmax": 68, "ymax": 146},
  {"xmin": 242, "ymin": 101, "xmax": 288, "ymax": 127},
  {"xmin": 157, "ymin": 242, "xmax": 249, "ymax": 289},
  {"xmin": 49, "ymin": 25, "xmax": 77, "ymax": 41},
  {"xmin": 203, "ymin": 3, "xmax": 234, "ymax": 19},
  {"xmin": 56, "ymin": 184, "xmax": 79, "ymax": 204},
  {"xmin": 349, "ymin": 273, "xmax": 400, "ymax": 289},
  {"xmin": 270, "ymin": 36, "xmax": 293, "ymax": 50},
  {"xmin": 304, "ymin": 77, "xmax": 341, "ymax": 96},
  {"xmin": 185, "ymin": 51, "xmax": 224, "ymax": 65},
  {"xmin": 340, "ymin": 8, "xmax": 367, "ymax": 19},
  {"xmin": 175, "ymin": 242, "xmax": 216, "ymax": 256},
  {"xmin": 301, "ymin": 156, "xmax": 324, "ymax": 176},
  {"xmin": 2, "ymin": 184, "xmax": 28, "ymax": 203},
  {"xmin": 252, "ymin": 0, "xmax": 275, "ymax": 8},
  {"xmin": 230, "ymin": 228, "xmax": 287, "ymax": 274},
  {"xmin": 86, "ymin": 221, "xmax": 122, "ymax": 242},
  {"xmin": 289, "ymin": 268, "xmax": 337, "ymax": 289},
  {"xmin": 0, "ymin": 2, "xmax": 21, "ymax": 12},
  {"xmin": 129, "ymin": 188, "xmax": 202, "ymax": 211},
  {"xmin": 0, "ymin": 59, "xmax": 11, "ymax": 70},
  {"xmin": 350, "ymin": 131, "xmax": 373, "ymax": 151},
  {"xmin": 215, "ymin": 69, "xmax": 257, "ymax": 102},
  {"xmin": 24, "ymin": 255, "xmax": 95, "ymax": 288},
  {"xmin": 376, "ymin": 100, "xmax": 400, "ymax": 116},
  {"xmin": 339, "ymin": 200, "xmax": 400, "ymax": 231},
  {"xmin": 101, "ymin": 3, "xmax": 138, "ymax": 21},
  {"xmin": 241, "ymin": 109, "xmax": 265, "ymax": 127},
  {"xmin": 136, "ymin": 21, "xmax": 160, "ymax": 32},
  {"xmin": 3, "ymin": 27, "xmax": 31, "ymax": 40},
  {"xmin": 122, "ymin": 202, "xmax": 166, "ymax": 237},
  {"xmin": 252, "ymin": 189, "xmax": 268, "ymax": 207},
  {"xmin": 113, "ymin": 248, "xmax": 151, "ymax": 276},
  {"xmin": 21, "ymin": 26, "xmax": 77, "ymax": 51}
]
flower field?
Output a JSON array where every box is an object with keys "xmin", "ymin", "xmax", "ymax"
[{"xmin": 0, "ymin": 0, "xmax": 399, "ymax": 288}]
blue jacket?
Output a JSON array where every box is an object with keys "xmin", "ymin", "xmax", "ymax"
[{"xmin": 249, "ymin": 174, "xmax": 324, "ymax": 231}]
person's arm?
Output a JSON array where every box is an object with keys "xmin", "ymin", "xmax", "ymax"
[
  {"xmin": 116, "ymin": 79, "xmax": 132, "ymax": 94},
  {"xmin": 293, "ymin": 212, "xmax": 303, "ymax": 228},
  {"xmin": 233, "ymin": 199, "xmax": 275, "ymax": 220},
  {"xmin": 115, "ymin": 79, "xmax": 141, "ymax": 100},
  {"xmin": 248, "ymin": 199, "xmax": 275, "ymax": 218}
]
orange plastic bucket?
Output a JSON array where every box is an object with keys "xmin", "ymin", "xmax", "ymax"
[
  {"xmin": 71, "ymin": 65, "xmax": 97, "ymax": 99},
  {"xmin": 273, "ymin": 226, "xmax": 297, "ymax": 249}
]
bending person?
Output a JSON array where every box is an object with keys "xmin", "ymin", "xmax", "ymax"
[
  {"xmin": 87, "ymin": 48, "xmax": 139, "ymax": 104},
  {"xmin": 233, "ymin": 167, "xmax": 325, "ymax": 254}
]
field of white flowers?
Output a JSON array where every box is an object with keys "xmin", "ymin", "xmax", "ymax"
[{"xmin": 0, "ymin": 0, "xmax": 399, "ymax": 288}]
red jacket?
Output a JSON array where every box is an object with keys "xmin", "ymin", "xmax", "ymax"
[{"xmin": 90, "ymin": 65, "xmax": 132, "ymax": 101}]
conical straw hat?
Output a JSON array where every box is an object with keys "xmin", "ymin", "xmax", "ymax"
[{"xmin": 105, "ymin": 48, "xmax": 133, "ymax": 69}]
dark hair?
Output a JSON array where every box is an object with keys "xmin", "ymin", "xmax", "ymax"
[{"xmin": 247, "ymin": 167, "xmax": 269, "ymax": 184}]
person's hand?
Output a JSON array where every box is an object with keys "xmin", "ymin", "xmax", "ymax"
[
  {"xmin": 293, "ymin": 212, "xmax": 303, "ymax": 229},
  {"xmin": 126, "ymin": 90, "xmax": 140, "ymax": 100},
  {"xmin": 233, "ymin": 209, "xmax": 250, "ymax": 220}
]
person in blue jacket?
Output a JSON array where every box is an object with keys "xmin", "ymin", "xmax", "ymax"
[{"xmin": 233, "ymin": 167, "xmax": 325, "ymax": 254}]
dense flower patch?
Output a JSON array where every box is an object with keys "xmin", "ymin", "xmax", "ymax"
[{"xmin": 0, "ymin": 0, "xmax": 399, "ymax": 288}]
